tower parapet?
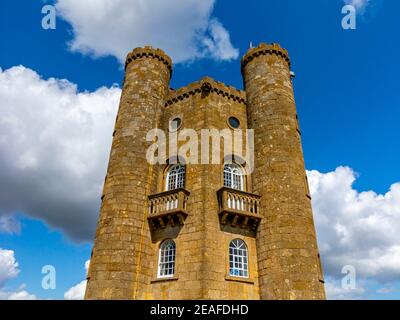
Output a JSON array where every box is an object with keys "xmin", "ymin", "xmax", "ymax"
[
  {"xmin": 165, "ymin": 77, "xmax": 246, "ymax": 107},
  {"xmin": 241, "ymin": 43, "xmax": 291, "ymax": 74},
  {"xmin": 125, "ymin": 46, "xmax": 172, "ymax": 77}
]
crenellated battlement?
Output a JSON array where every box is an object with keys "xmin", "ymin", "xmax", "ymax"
[
  {"xmin": 241, "ymin": 43, "xmax": 291, "ymax": 73},
  {"xmin": 124, "ymin": 43, "xmax": 291, "ymax": 103},
  {"xmin": 125, "ymin": 46, "xmax": 173, "ymax": 77},
  {"xmin": 165, "ymin": 76, "xmax": 246, "ymax": 107}
]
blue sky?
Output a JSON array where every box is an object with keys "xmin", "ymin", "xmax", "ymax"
[{"xmin": 1, "ymin": 0, "xmax": 399, "ymax": 299}]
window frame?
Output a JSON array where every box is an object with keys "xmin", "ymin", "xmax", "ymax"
[
  {"xmin": 228, "ymin": 239, "xmax": 249, "ymax": 278},
  {"xmin": 157, "ymin": 239, "xmax": 176, "ymax": 279},
  {"xmin": 227, "ymin": 116, "xmax": 241, "ymax": 130},
  {"xmin": 165, "ymin": 164, "xmax": 185, "ymax": 191},
  {"xmin": 223, "ymin": 163, "xmax": 245, "ymax": 191}
]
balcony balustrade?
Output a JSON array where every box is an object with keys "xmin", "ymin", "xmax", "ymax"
[
  {"xmin": 147, "ymin": 188, "xmax": 190, "ymax": 231},
  {"xmin": 217, "ymin": 187, "xmax": 262, "ymax": 232}
]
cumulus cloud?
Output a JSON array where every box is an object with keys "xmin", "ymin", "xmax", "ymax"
[
  {"xmin": 308, "ymin": 166, "xmax": 400, "ymax": 284},
  {"xmin": 0, "ymin": 249, "xmax": 19, "ymax": 287},
  {"xmin": 0, "ymin": 66, "xmax": 120, "ymax": 242},
  {"xmin": 0, "ymin": 250, "xmax": 36, "ymax": 300},
  {"xmin": 64, "ymin": 260, "xmax": 90, "ymax": 300},
  {"xmin": 0, "ymin": 289, "xmax": 37, "ymax": 300},
  {"xmin": 55, "ymin": 0, "xmax": 239, "ymax": 64},
  {"xmin": 63, "ymin": 280, "xmax": 86, "ymax": 300},
  {"xmin": 324, "ymin": 277, "xmax": 366, "ymax": 300}
]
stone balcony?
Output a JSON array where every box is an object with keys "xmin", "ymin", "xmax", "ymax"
[
  {"xmin": 217, "ymin": 187, "xmax": 262, "ymax": 232},
  {"xmin": 147, "ymin": 188, "xmax": 190, "ymax": 231}
]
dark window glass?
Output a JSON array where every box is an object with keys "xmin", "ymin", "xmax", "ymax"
[{"xmin": 228, "ymin": 117, "xmax": 240, "ymax": 129}]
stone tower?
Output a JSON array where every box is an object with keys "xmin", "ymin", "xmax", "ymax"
[
  {"xmin": 85, "ymin": 43, "xmax": 326, "ymax": 300},
  {"xmin": 242, "ymin": 43, "xmax": 325, "ymax": 299}
]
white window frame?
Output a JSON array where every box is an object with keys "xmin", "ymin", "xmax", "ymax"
[
  {"xmin": 165, "ymin": 164, "xmax": 185, "ymax": 191},
  {"xmin": 229, "ymin": 239, "xmax": 249, "ymax": 278},
  {"xmin": 157, "ymin": 239, "xmax": 176, "ymax": 278},
  {"xmin": 224, "ymin": 163, "xmax": 244, "ymax": 191}
]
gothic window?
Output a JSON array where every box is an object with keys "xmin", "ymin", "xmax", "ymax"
[
  {"xmin": 224, "ymin": 163, "xmax": 244, "ymax": 191},
  {"xmin": 166, "ymin": 164, "xmax": 185, "ymax": 191},
  {"xmin": 229, "ymin": 239, "xmax": 248, "ymax": 278},
  {"xmin": 158, "ymin": 239, "xmax": 176, "ymax": 278}
]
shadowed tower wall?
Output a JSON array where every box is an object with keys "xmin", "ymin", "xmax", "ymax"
[{"xmin": 242, "ymin": 43, "xmax": 325, "ymax": 299}]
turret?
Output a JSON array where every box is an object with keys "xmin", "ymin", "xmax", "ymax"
[
  {"xmin": 85, "ymin": 46, "xmax": 171, "ymax": 299},
  {"xmin": 242, "ymin": 43, "xmax": 325, "ymax": 299}
]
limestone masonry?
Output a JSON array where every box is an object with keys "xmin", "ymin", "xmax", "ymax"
[{"xmin": 85, "ymin": 43, "xmax": 326, "ymax": 300}]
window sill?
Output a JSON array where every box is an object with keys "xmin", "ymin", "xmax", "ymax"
[
  {"xmin": 225, "ymin": 275, "xmax": 254, "ymax": 284},
  {"xmin": 151, "ymin": 276, "xmax": 179, "ymax": 284}
]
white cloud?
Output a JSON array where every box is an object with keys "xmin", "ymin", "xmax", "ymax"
[
  {"xmin": 343, "ymin": 0, "xmax": 370, "ymax": 11},
  {"xmin": 324, "ymin": 277, "xmax": 366, "ymax": 300},
  {"xmin": 64, "ymin": 260, "xmax": 90, "ymax": 300},
  {"xmin": 0, "ymin": 215, "xmax": 20, "ymax": 235},
  {"xmin": 84, "ymin": 260, "xmax": 90, "ymax": 273},
  {"xmin": 0, "ymin": 66, "xmax": 121, "ymax": 241},
  {"xmin": 0, "ymin": 249, "xmax": 19, "ymax": 287},
  {"xmin": 308, "ymin": 166, "xmax": 400, "ymax": 283},
  {"xmin": 63, "ymin": 280, "xmax": 86, "ymax": 300},
  {"xmin": 376, "ymin": 286, "xmax": 396, "ymax": 294},
  {"xmin": 56, "ymin": 0, "xmax": 238, "ymax": 64},
  {"xmin": 0, "ymin": 289, "xmax": 37, "ymax": 300},
  {"xmin": 201, "ymin": 18, "xmax": 238, "ymax": 61},
  {"xmin": 0, "ymin": 250, "xmax": 36, "ymax": 300}
]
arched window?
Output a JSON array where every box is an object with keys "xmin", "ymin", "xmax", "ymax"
[
  {"xmin": 166, "ymin": 164, "xmax": 185, "ymax": 191},
  {"xmin": 158, "ymin": 239, "xmax": 176, "ymax": 278},
  {"xmin": 224, "ymin": 163, "xmax": 244, "ymax": 191},
  {"xmin": 229, "ymin": 239, "xmax": 248, "ymax": 278}
]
